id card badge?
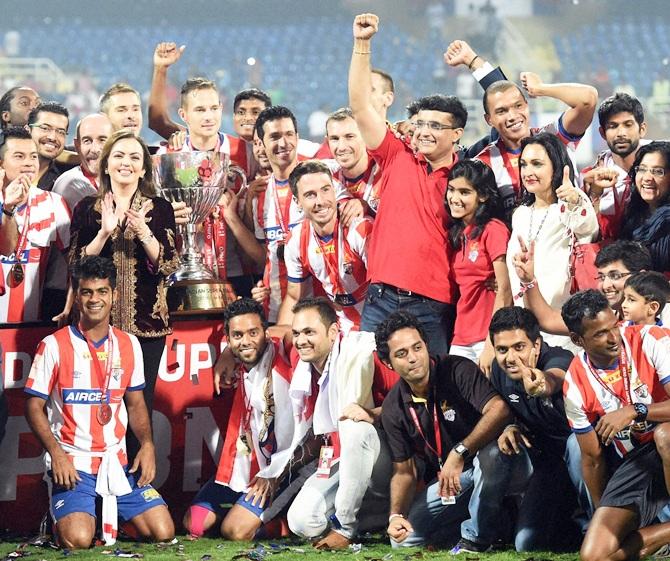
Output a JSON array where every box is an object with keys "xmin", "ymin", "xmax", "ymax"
[
  {"xmin": 316, "ymin": 445, "xmax": 336, "ymax": 479},
  {"xmin": 440, "ymin": 495, "xmax": 456, "ymax": 505}
]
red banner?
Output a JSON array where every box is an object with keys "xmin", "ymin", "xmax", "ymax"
[{"xmin": 0, "ymin": 320, "xmax": 231, "ymax": 531}]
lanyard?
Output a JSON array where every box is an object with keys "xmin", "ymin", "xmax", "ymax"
[
  {"xmin": 82, "ymin": 168, "xmax": 98, "ymax": 190},
  {"xmin": 185, "ymin": 132, "xmax": 222, "ymax": 153},
  {"xmin": 584, "ymin": 344, "xmax": 633, "ymax": 406},
  {"xmin": 313, "ymin": 221, "xmax": 344, "ymax": 295},
  {"xmin": 271, "ymin": 178, "xmax": 293, "ymax": 239},
  {"xmin": 203, "ymin": 207, "xmax": 228, "ymax": 279},
  {"xmin": 408, "ymin": 401, "xmax": 444, "ymax": 468},
  {"xmin": 14, "ymin": 194, "xmax": 32, "ymax": 261},
  {"xmin": 79, "ymin": 324, "xmax": 114, "ymax": 404},
  {"xmin": 496, "ymin": 140, "xmax": 521, "ymax": 198}
]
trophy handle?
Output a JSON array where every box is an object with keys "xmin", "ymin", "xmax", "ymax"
[{"xmin": 227, "ymin": 165, "xmax": 248, "ymax": 198}]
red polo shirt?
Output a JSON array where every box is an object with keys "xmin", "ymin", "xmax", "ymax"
[{"xmin": 368, "ymin": 130, "xmax": 456, "ymax": 303}]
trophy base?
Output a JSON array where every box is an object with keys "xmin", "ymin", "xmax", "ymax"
[{"xmin": 169, "ymin": 279, "xmax": 236, "ymax": 315}]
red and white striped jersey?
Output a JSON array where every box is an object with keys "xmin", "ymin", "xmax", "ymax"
[
  {"xmin": 476, "ymin": 114, "xmax": 583, "ymax": 214},
  {"xmin": 215, "ymin": 339, "xmax": 295, "ymax": 492},
  {"xmin": 253, "ymin": 166, "xmax": 350, "ymax": 321},
  {"xmin": 24, "ymin": 325, "xmax": 145, "ymax": 474},
  {"xmin": 328, "ymin": 158, "xmax": 382, "ymax": 214},
  {"xmin": 0, "ymin": 187, "xmax": 71, "ymax": 323},
  {"xmin": 285, "ymin": 217, "xmax": 372, "ymax": 332},
  {"xmin": 563, "ymin": 324, "xmax": 670, "ymax": 458},
  {"xmin": 156, "ymin": 132, "xmax": 257, "ymax": 179}
]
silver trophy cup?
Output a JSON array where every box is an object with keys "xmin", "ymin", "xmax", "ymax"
[{"xmin": 153, "ymin": 151, "xmax": 246, "ymax": 311}]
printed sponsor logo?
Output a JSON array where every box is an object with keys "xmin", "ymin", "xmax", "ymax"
[
  {"xmin": 141, "ymin": 488, "xmax": 161, "ymax": 502},
  {"xmin": 62, "ymin": 388, "xmax": 103, "ymax": 404}
]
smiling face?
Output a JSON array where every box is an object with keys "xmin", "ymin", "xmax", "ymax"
[
  {"xmin": 179, "ymin": 87, "xmax": 222, "ymax": 140},
  {"xmin": 485, "ymin": 86, "xmax": 530, "ymax": 149},
  {"xmin": 262, "ymin": 117, "xmax": 298, "ymax": 173},
  {"xmin": 75, "ymin": 277, "xmax": 115, "ymax": 329},
  {"xmin": 233, "ymin": 98, "xmax": 267, "ymax": 142},
  {"xmin": 446, "ymin": 176, "xmax": 484, "ymax": 224},
  {"xmin": 600, "ymin": 111, "xmax": 646, "ymax": 158},
  {"xmin": 291, "ymin": 307, "xmax": 338, "ymax": 371},
  {"xmin": 30, "ymin": 111, "xmax": 68, "ymax": 161},
  {"xmin": 385, "ymin": 327, "xmax": 430, "ymax": 388},
  {"xmin": 620, "ymin": 286, "xmax": 657, "ymax": 325},
  {"xmin": 105, "ymin": 91, "xmax": 143, "ymax": 133},
  {"xmin": 226, "ymin": 312, "xmax": 267, "ymax": 367},
  {"xmin": 635, "ymin": 150, "xmax": 670, "ymax": 210},
  {"xmin": 105, "ymin": 137, "xmax": 145, "ymax": 189},
  {"xmin": 75, "ymin": 114, "xmax": 113, "ymax": 176},
  {"xmin": 519, "ymin": 143, "xmax": 554, "ymax": 199},
  {"xmin": 295, "ymin": 172, "xmax": 337, "ymax": 229},
  {"xmin": 492, "ymin": 328, "xmax": 541, "ymax": 381},
  {"xmin": 596, "ymin": 260, "xmax": 632, "ymax": 310},
  {"xmin": 412, "ymin": 109, "xmax": 463, "ymax": 164},
  {"xmin": 1, "ymin": 137, "xmax": 39, "ymax": 184},
  {"xmin": 326, "ymin": 117, "xmax": 367, "ymax": 172},
  {"xmin": 573, "ymin": 308, "xmax": 622, "ymax": 367}
]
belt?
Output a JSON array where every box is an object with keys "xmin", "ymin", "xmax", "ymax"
[{"xmin": 382, "ymin": 283, "xmax": 416, "ymax": 297}]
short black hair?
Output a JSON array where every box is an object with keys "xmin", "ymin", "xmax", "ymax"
[
  {"xmin": 406, "ymin": 99, "xmax": 421, "ymax": 119},
  {"xmin": 489, "ymin": 306, "xmax": 541, "ymax": 344},
  {"xmin": 0, "ymin": 125, "xmax": 33, "ymax": 159},
  {"xmin": 561, "ymin": 290, "xmax": 610, "ymax": 336},
  {"xmin": 594, "ymin": 240, "xmax": 652, "ymax": 271},
  {"xmin": 27, "ymin": 101, "xmax": 69, "ymax": 127},
  {"xmin": 375, "ymin": 311, "xmax": 428, "ymax": 363},
  {"xmin": 414, "ymin": 94, "xmax": 468, "ymax": 129},
  {"xmin": 0, "ymin": 87, "xmax": 29, "ymax": 129},
  {"xmin": 625, "ymin": 271, "xmax": 670, "ymax": 312},
  {"xmin": 598, "ymin": 92, "xmax": 644, "ymax": 128},
  {"xmin": 71, "ymin": 256, "xmax": 117, "ymax": 291},
  {"xmin": 254, "ymin": 105, "xmax": 298, "ymax": 141},
  {"xmin": 288, "ymin": 159, "xmax": 333, "ymax": 197},
  {"xmin": 233, "ymin": 88, "xmax": 272, "ymax": 112},
  {"xmin": 483, "ymin": 80, "xmax": 527, "ymax": 115},
  {"xmin": 223, "ymin": 298, "xmax": 268, "ymax": 334},
  {"xmin": 292, "ymin": 297, "xmax": 338, "ymax": 329}
]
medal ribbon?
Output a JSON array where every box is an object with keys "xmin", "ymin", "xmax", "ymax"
[
  {"xmin": 271, "ymin": 178, "xmax": 293, "ymax": 240},
  {"xmin": 408, "ymin": 402, "xmax": 444, "ymax": 468},
  {"xmin": 13, "ymin": 194, "xmax": 32, "ymax": 264},
  {"xmin": 313, "ymin": 221, "xmax": 344, "ymax": 296},
  {"xmin": 79, "ymin": 324, "xmax": 114, "ymax": 405},
  {"xmin": 497, "ymin": 141, "xmax": 521, "ymax": 199},
  {"xmin": 203, "ymin": 207, "xmax": 228, "ymax": 279},
  {"xmin": 584, "ymin": 344, "xmax": 633, "ymax": 406}
]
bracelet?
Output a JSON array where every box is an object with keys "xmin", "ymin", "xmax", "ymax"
[
  {"xmin": 514, "ymin": 278, "xmax": 537, "ymax": 301},
  {"xmin": 138, "ymin": 230, "xmax": 155, "ymax": 245},
  {"xmin": 388, "ymin": 513, "xmax": 404, "ymax": 523},
  {"xmin": 2, "ymin": 205, "xmax": 15, "ymax": 217},
  {"xmin": 467, "ymin": 54, "xmax": 480, "ymax": 70},
  {"xmin": 353, "ymin": 49, "xmax": 371, "ymax": 55},
  {"xmin": 504, "ymin": 423, "xmax": 520, "ymax": 431}
]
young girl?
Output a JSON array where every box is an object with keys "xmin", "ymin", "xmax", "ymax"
[{"xmin": 446, "ymin": 159, "xmax": 512, "ymax": 373}]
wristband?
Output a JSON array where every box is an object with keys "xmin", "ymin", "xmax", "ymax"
[
  {"xmin": 139, "ymin": 230, "xmax": 155, "ymax": 245},
  {"xmin": 2, "ymin": 205, "xmax": 15, "ymax": 217},
  {"xmin": 467, "ymin": 54, "xmax": 481, "ymax": 70},
  {"xmin": 388, "ymin": 513, "xmax": 404, "ymax": 523},
  {"xmin": 514, "ymin": 279, "xmax": 537, "ymax": 301}
]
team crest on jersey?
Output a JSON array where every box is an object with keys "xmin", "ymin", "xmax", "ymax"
[
  {"xmin": 468, "ymin": 242, "xmax": 479, "ymax": 263},
  {"xmin": 72, "ymin": 370, "xmax": 84, "ymax": 380},
  {"xmin": 343, "ymin": 261, "xmax": 353, "ymax": 275},
  {"xmin": 633, "ymin": 383, "xmax": 649, "ymax": 399},
  {"xmin": 440, "ymin": 400, "xmax": 456, "ymax": 421},
  {"xmin": 112, "ymin": 367, "xmax": 123, "ymax": 381},
  {"xmin": 62, "ymin": 388, "xmax": 104, "ymax": 404}
]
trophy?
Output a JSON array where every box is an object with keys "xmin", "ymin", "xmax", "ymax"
[{"xmin": 153, "ymin": 151, "xmax": 246, "ymax": 313}]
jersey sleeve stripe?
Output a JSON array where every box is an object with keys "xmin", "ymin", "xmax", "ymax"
[{"xmin": 24, "ymin": 388, "xmax": 49, "ymax": 400}]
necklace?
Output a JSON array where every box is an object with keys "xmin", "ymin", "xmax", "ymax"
[{"xmin": 527, "ymin": 204, "xmax": 550, "ymax": 242}]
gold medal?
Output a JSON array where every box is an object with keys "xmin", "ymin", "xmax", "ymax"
[
  {"xmin": 97, "ymin": 403, "xmax": 112, "ymax": 425},
  {"xmin": 10, "ymin": 263, "xmax": 24, "ymax": 286}
]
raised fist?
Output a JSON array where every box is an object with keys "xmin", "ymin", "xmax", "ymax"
[
  {"xmin": 353, "ymin": 13, "xmax": 379, "ymax": 40},
  {"xmin": 154, "ymin": 42, "xmax": 185, "ymax": 68},
  {"xmin": 520, "ymin": 71, "xmax": 543, "ymax": 98},
  {"xmin": 444, "ymin": 40, "xmax": 477, "ymax": 68}
]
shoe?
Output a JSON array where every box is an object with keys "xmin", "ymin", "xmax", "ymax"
[
  {"xmin": 653, "ymin": 544, "xmax": 670, "ymax": 559},
  {"xmin": 449, "ymin": 538, "xmax": 492, "ymax": 555}
]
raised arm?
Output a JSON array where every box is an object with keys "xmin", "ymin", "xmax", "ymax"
[
  {"xmin": 348, "ymin": 14, "xmax": 387, "ymax": 150},
  {"xmin": 520, "ymin": 72, "xmax": 598, "ymax": 138},
  {"xmin": 149, "ymin": 42, "xmax": 186, "ymax": 139},
  {"xmin": 444, "ymin": 39, "xmax": 507, "ymax": 89}
]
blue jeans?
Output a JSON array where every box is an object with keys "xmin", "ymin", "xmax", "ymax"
[
  {"xmin": 505, "ymin": 433, "xmax": 593, "ymax": 551},
  {"xmin": 360, "ymin": 283, "xmax": 454, "ymax": 356},
  {"xmin": 393, "ymin": 442, "xmax": 525, "ymax": 548}
]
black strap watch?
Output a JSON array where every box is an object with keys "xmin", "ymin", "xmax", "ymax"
[
  {"xmin": 452, "ymin": 441, "xmax": 470, "ymax": 460},
  {"xmin": 633, "ymin": 402, "xmax": 649, "ymax": 423}
]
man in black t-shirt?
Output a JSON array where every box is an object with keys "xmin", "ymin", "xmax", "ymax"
[
  {"xmin": 376, "ymin": 311, "xmax": 513, "ymax": 554},
  {"xmin": 489, "ymin": 307, "xmax": 593, "ymax": 551}
]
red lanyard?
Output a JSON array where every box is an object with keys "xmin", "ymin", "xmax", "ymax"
[
  {"xmin": 584, "ymin": 344, "xmax": 633, "ymax": 405},
  {"xmin": 313, "ymin": 221, "xmax": 343, "ymax": 295},
  {"xmin": 498, "ymin": 141, "xmax": 521, "ymax": 197},
  {"xmin": 272, "ymin": 179, "xmax": 293, "ymax": 239},
  {"xmin": 14, "ymin": 195, "xmax": 32, "ymax": 260},
  {"xmin": 185, "ymin": 133, "xmax": 222, "ymax": 153},
  {"xmin": 82, "ymin": 168, "xmax": 98, "ymax": 190},
  {"xmin": 238, "ymin": 368, "xmax": 254, "ymax": 433},
  {"xmin": 203, "ymin": 207, "xmax": 228, "ymax": 279},
  {"xmin": 408, "ymin": 401, "xmax": 444, "ymax": 467},
  {"xmin": 79, "ymin": 325, "xmax": 114, "ymax": 404}
]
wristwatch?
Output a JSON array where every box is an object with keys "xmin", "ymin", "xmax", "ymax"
[
  {"xmin": 452, "ymin": 442, "xmax": 470, "ymax": 460},
  {"xmin": 633, "ymin": 402, "xmax": 649, "ymax": 423}
]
